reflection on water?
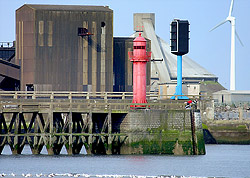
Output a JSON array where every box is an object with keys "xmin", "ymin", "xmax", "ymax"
[
  {"xmin": 1, "ymin": 144, "xmax": 87, "ymax": 155},
  {"xmin": 0, "ymin": 145, "xmax": 250, "ymax": 178}
]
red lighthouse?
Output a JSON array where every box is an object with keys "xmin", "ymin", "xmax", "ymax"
[{"xmin": 129, "ymin": 33, "xmax": 151, "ymax": 107}]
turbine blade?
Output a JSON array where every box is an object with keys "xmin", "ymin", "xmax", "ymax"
[
  {"xmin": 229, "ymin": 0, "xmax": 235, "ymax": 17},
  {"xmin": 210, "ymin": 20, "xmax": 228, "ymax": 32},
  {"xmin": 235, "ymin": 30, "xmax": 244, "ymax": 46}
]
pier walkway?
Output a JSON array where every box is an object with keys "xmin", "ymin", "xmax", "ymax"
[{"xmin": 0, "ymin": 91, "xmax": 203, "ymax": 155}]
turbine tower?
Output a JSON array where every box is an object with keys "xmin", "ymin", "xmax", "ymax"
[{"xmin": 210, "ymin": 0, "xmax": 243, "ymax": 91}]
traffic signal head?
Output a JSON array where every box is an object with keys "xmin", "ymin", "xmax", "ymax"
[
  {"xmin": 170, "ymin": 19, "xmax": 189, "ymax": 55},
  {"xmin": 170, "ymin": 21, "xmax": 177, "ymax": 52}
]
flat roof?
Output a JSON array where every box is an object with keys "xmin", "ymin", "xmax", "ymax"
[
  {"xmin": 17, "ymin": 4, "xmax": 112, "ymax": 12},
  {"xmin": 213, "ymin": 90, "xmax": 250, "ymax": 95}
]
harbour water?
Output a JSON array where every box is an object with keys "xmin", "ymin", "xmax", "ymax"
[{"xmin": 0, "ymin": 145, "xmax": 250, "ymax": 178}]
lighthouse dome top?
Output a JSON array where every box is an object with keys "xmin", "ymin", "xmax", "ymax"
[{"xmin": 133, "ymin": 33, "xmax": 146, "ymax": 42}]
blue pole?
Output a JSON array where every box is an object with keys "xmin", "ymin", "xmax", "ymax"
[
  {"xmin": 177, "ymin": 55, "xmax": 182, "ymax": 95},
  {"xmin": 171, "ymin": 55, "xmax": 189, "ymax": 100}
]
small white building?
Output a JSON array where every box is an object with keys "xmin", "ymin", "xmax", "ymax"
[
  {"xmin": 159, "ymin": 83, "xmax": 200, "ymax": 99},
  {"xmin": 213, "ymin": 90, "xmax": 250, "ymax": 104}
]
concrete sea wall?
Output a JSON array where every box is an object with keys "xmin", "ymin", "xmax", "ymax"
[
  {"xmin": 119, "ymin": 109, "xmax": 205, "ymax": 155},
  {"xmin": 200, "ymin": 100, "xmax": 250, "ymax": 144}
]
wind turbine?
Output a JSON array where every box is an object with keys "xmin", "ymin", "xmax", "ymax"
[{"xmin": 210, "ymin": 0, "xmax": 243, "ymax": 91}]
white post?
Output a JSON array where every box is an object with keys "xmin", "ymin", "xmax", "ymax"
[{"xmin": 230, "ymin": 17, "xmax": 236, "ymax": 91}]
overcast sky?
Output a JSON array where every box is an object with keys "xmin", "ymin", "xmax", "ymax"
[{"xmin": 1, "ymin": 0, "xmax": 249, "ymax": 90}]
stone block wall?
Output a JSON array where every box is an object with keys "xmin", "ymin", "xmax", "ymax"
[{"xmin": 119, "ymin": 109, "xmax": 205, "ymax": 155}]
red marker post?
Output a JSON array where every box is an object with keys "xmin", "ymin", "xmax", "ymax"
[{"xmin": 128, "ymin": 33, "xmax": 151, "ymax": 108}]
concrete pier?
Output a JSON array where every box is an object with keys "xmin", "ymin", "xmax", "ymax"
[{"xmin": 0, "ymin": 91, "xmax": 205, "ymax": 155}]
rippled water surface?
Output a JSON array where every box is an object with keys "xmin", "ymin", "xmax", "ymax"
[{"xmin": 1, "ymin": 145, "xmax": 250, "ymax": 178}]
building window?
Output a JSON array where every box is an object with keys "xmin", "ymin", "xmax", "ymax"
[
  {"xmin": 48, "ymin": 21, "xmax": 53, "ymax": 46},
  {"xmin": 101, "ymin": 22, "xmax": 106, "ymax": 34},
  {"xmin": 133, "ymin": 46, "xmax": 145, "ymax": 49},
  {"xmin": 38, "ymin": 21, "xmax": 44, "ymax": 46},
  {"xmin": 101, "ymin": 22, "xmax": 105, "ymax": 27}
]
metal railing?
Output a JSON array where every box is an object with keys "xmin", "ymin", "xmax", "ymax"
[
  {"xmin": 0, "ymin": 91, "xmax": 203, "ymax": 112},
  {"xmin": 0, "ymin": 91, "xmax": 156, "ymax": 100},
  {"xmin": 0, "ymin": 91, "xmax": 201, "ymax": 100},
  {"xmin": 0, "ymin": 101, "xmax": 188, "ymax": 112}
]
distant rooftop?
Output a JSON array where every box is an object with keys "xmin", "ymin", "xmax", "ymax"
[
  {"xmin": 17, "ymin": 4, "xmax": 112, "ymax": 12},
  {"xmin": 213, "ymin": 90, "xmax": 250, "ymax": 95}
]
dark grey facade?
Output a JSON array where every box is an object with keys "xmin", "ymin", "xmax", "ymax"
[
  {"xmin": 16, "ymin": 4, "xmax": 113, "ymax": 91},
  {"xmin": 113, "ymin": 37, "xmax": 151, "ymax": 92}
]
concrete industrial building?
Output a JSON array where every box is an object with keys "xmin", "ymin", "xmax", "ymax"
[
  {"xmin": 16, "ymin": 4, "xmax": 113, "ymax": 92},
  {"xmin": 133, "ymin": 13, "xmax": 219, "ymax": 84},
  {"xmin": 1, "ymin": 5, "xmax": 225, "ymax": 95}
]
